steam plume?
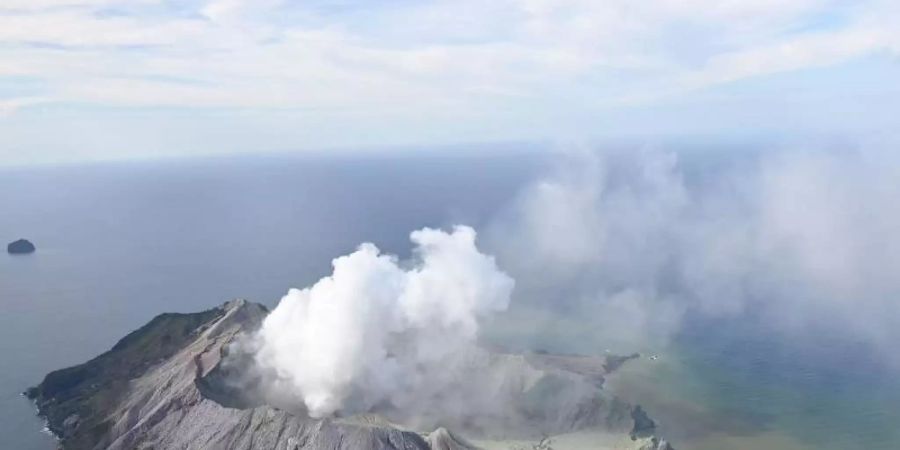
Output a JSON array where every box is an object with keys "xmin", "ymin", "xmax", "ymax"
[
  {"xmin": 486, "ymin": 144, "xmax": 900, "ymax": 363},
  {"xmin": 253, "ymin": 225, "xmax": 514, "ymax": 418},
  {"xmin": 249, "ymin": 141, "xmax": 900, "ymax": 426}
]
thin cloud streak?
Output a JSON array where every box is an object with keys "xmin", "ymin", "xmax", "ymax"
[
  {"xmin": 1, "ymin": 1, "xmax": 899, "ymax": 163},
  {"xmin": 0, "ymin": 1, "xmax": 897, "ymax": 111}
]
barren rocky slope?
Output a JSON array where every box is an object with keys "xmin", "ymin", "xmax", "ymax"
[{"xmin": 27, "ymin": 299, "xmax": 672, "ymax": 450}]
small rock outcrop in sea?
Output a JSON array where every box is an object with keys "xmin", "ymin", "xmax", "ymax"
[
  {"xmin": 26, "ymin": 299, "xmax": 673, "ymax": 450},
  {"xmin": 7, "ymin": 238, "xmax": 36, "ymax": 254}
]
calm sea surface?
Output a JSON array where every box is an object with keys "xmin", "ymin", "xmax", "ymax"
[
  {"xmin": 1, "ymin": 151, "xmax": 898, "ymax": 449},
  {"xmin": 606, "ymin": 317, "xmax": 900, "ymax": 450}
]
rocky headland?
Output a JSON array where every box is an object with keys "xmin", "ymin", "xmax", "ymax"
[
  {"xmin": 7, "ymin": 238, "xmax": 36, "ymax": 254},
  {"xmin": 26, "ymin": 299, "xmax": 673, "ymax": 450}
]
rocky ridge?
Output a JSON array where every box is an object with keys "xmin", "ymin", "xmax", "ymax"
[{"xmin": 27, "ymin": 299, "xmax": 672, "ymax": 450}]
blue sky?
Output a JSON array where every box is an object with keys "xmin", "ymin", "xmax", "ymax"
[{"xmin": 0, "ymin": 0, "xmax": 898, "ymax": 165}]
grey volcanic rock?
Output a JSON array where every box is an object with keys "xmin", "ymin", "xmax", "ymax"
[
  {"xmin": 27, "ymin": 300, "xmax": 438, "ymax": 450},
  {"xmin": 636, "ymin": 437, "xmax": 674, "ymax": 450},
  {"xmin": 28, "ymin": 299, "xmax": 672, "ymax": 450},
  {"xmin": 427, "ymin": 428, "xmax": 478, "ymax": 450},
  {"xmin": 7, "ymin": 238, "xmax": 35, "ymax": 254}
]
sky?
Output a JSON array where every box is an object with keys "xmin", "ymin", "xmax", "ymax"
[{"xmin": 1, "ymin": 0, "xmax": 899, "ymax": 165}]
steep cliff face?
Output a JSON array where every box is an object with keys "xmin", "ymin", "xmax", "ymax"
[{"xmin": 27, "ymin": 300, "xmax": 671, "ymax": 450}]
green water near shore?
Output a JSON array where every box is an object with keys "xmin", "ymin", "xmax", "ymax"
[
  {"xmin": 606, "ymin": 343, "xmax": 900, "ymax": 450},
  {"xmin": 486, "ymin": 303, "xmax": 900, "ymax": 450}
]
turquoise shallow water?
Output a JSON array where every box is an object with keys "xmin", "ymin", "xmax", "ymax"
[
  {"xmin": 488, "ymin": 303, "xmax": 900, "ymax": 450},
  {"xmin": 606, "ymin": 320, "xmax": 900, "ymax": 450}
]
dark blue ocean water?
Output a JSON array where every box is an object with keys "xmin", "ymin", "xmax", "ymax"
[{"xmin": 1, "ymin": 151, "xmax": 898, "ymax": 449}]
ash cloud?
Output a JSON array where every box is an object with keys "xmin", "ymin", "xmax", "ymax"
[{"xmin": 486, "ymin": 143, "xmax": 900, "ymax": 362}]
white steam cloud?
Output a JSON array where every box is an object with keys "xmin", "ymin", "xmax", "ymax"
[
  {"xmin": 247, "ymin": 141, "xmax": 900, "ymax": 426},
  {"xmin": 253, "ymin": 225, "xmax": 514, "ymax": 418}
]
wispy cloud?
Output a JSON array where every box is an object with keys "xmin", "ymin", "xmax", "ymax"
[
  {"xmin": 1, "ymin": 0, "xmax": 896, "ymax": 110},
  {"xmin": 0, "ymin": 0, "xmax": 898, "ymax": 162}
]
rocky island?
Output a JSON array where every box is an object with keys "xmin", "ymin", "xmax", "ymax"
[
  {"xmin": 7, "ymin": 238, "xmax": 36, "ymax": 254},
  {"xmin": 26, "ymin": 299, "xmax": 673, "ymax": 450}
]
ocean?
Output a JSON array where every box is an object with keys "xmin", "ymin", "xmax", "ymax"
[
  {"xmin": 606, "ymin": 318, "xmax": 900, "ymax": 450},
  {"xmin": 1, "ymin": 151, "xmax": 898, "ymax": 449}
]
